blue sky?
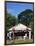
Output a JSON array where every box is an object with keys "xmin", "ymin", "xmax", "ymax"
[{"xmin": 6, "ymin": 2, "xmax": 33, "ymax": 16}]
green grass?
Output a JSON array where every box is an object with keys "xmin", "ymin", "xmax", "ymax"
[{"xmin": 6, "ymin": 39, "xmax": 33, "ymax": 45}]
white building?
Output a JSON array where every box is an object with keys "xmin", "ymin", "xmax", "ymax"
[{"xmin": 8, "ymin": 23, "xmax": 32, "ymax": 40}]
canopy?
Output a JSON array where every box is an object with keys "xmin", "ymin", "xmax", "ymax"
[
  {"xmin": 9, "ymin": 24, "xmax": 27, "ymax": 30},
  {"xmin": 8, "ymin": 23, "xmax": 31, "ymax": 32}
]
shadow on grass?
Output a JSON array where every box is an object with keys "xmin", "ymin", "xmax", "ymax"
[
  {"xmin": 6, "ymin": 41, "xmax": 34, "ymax": 45},
  {"xmin": 6, "ymin": 39, "xmax": 34, "ymax": 45}
]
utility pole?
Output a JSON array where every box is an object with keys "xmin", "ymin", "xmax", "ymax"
[{"xmin": 13, "ymin": 16, "xmax": 18, "ymax": 44}]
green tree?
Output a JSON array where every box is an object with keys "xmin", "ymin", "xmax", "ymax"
[
  {"xmin": 5, "ymin": 13, "xmax": 16, "ymax": 32},
  {"xmin": 18, "ymin": 9, "xmax": 33, "ymax": 27}
]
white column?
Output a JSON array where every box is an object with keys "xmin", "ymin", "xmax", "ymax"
[
  {"xmin": 25, "ymin": 33, "xmax": 27, "ymax": 37},
  {"xmin": 9, "ymin": 32, "xmax": 12, "ymax": 40},
  {"xmin": 29, "ymin": 31, "xmax": 31, "ymax": 39},
  {"xmin": 24, "ymin": 33, "xmax": 27, "ymax": 40}
]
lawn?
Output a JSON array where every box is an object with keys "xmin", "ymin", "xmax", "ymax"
[{"xmin": 6, "ymin": 39, "xmax": 33, "ymax": 45}]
